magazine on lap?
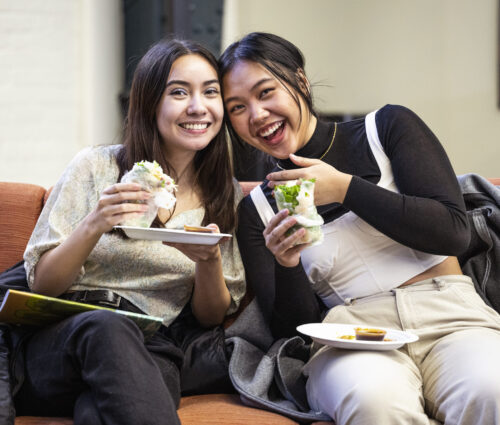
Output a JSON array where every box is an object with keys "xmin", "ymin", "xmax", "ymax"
[{"xmin": 0, "ymin": 289, "xmax": 162, "ymax": 337}]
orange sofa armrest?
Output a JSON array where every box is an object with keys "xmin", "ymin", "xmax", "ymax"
[{"xmin": 0, "ymin": 182, "xmax": 46, "ymax": 272}]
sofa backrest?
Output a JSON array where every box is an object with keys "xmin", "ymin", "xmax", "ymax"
[
  {"xmin": 2, "ymin": 178, "xmax": 498, "ymax": 274},
  {"xmin": 0, "ymin": 181, "xmax": 261, "ymax": 274}
]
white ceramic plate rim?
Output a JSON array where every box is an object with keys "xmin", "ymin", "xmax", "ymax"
[
  {"xmin": 114, "ymin": 225, "xmax": 232, "ymax": 245},
  {"xmin": 297, "ymin": 323, "xmax": 419, "ymax": 351}
]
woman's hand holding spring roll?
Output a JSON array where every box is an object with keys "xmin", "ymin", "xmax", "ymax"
[
  {"xmin": 266, "ymin": 154, "xmax": 352, "ymax": 205},
  {"xmin": 263, "ymin": 209, "xmax": 310, "ymax": 267},
  {"xmin": 86, "ymin": 183, "xmax": 151, "ymax": 235}
]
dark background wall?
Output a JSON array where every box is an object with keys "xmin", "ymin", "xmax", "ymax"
[
  {"xmin": 122, "ymin": 0, "xmax": 276, "ymax": 181},
  {"xmin": 123, "ymin": 0, "xmax": 223, "ymax": 91}
]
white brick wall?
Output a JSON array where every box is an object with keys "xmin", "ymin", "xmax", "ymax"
[
  {"xmin": 0, "ymin": 0, "xmax": 123, "ymax": 189},
  {"xmin": 0, "ymin": 0, "xmax": 80, "ymax": 187}
]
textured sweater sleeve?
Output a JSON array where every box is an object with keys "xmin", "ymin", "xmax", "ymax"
[
  {"xmin": 236, "ymin": 194, "xmax": 322, "ymax": 339},
  {"xmin": 343, "ymin": 105, "xmax": 470, "ymax": 256}
]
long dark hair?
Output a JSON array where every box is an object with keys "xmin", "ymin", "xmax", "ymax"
[
  {"xmin": 219, "ymin": 32, "xmax": 318, "ymax": 164},
  {"xmin": 116, "ymin": 38, "xmax": 236, "ymax": 232}
]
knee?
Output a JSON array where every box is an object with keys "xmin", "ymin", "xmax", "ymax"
[
  {"xmin": 467, "ymin": 369, "xmax": 500, "ymax": 401},
  {"xmin": 312, "ymin": 375, "xmax": 413, "ymax": 423},
  {"xmin": 344, "ymin": 383, "xmax": 399, "ymax": 420},
  {"xmin": 458, "ymin": 377, "xmax": 500, "ymax": 421}
]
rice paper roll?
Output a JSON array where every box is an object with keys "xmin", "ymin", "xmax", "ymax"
[
  {"xmin": 274, "ymin": 179, "xmax": 324, "ymax": 246},
  {"xmin": 120, "ymin": 160, "xmax": 177, "ymax": 227}
]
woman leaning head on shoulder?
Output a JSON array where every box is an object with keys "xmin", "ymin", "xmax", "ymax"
[
  {"xmin": 219, "ymin": 32, "xmax": 352, "ymax": 210},
  {"xmin": 219, "ymin": 32, "xmax": 318, "ymax": 161},
  {"xmin": 218, "ymin": 31, "xmax": 500, "ymax": 425}
]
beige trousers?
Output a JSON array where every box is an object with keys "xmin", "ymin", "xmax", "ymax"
[{"xmin": 304, "ymin": 275, "xmax": 500, "ymax": 425}]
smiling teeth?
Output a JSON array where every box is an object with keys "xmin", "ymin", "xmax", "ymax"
[
  {"xmin": 259, "ymin": 121, "xmax": 283, "ymax": 137},
  {"xmin": 183, "ymin": 123, "xmax": 208, "ymax": 130}
]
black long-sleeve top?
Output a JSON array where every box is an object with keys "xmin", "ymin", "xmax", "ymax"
[{"xmin": 236, "ymin": 105, "xmax": 470, "ymax": 340}]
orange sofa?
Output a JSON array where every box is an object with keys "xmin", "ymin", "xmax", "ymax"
[{"xmin": 0, "ymin": 181, "xmax": 334, "ymax": 425}]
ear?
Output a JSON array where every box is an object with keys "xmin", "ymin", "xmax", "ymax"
[{"xmin": 296, "ymin": 68, "xmax": 311, "ymax": 97}]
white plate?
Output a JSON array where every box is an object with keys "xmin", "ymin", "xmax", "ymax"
[
  {"xmin": 297, "ymin": 323, "xmax": 419, "ymax": 351},
  {"xmin": 114, "ymin": 226, "xmax": 232, "ymax": 245}
]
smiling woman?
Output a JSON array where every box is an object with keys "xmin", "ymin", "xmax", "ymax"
[
  {"xmin": 16, "ymin": 38, "xmax": 245, "ymax": 425},
  {"xmin": 224, "ymin": 65, "xmax": 300, "ymax": 158},
  {"xmin": 156, "ymin": 54, "xmax": 224, "ymax": 158},
  {"xmin": 222, "ymin": 60, "xmax": 316, "ymax": 160},
  {"xmin": 219, "ymin": 32, "xmax": 500, "ymax": 425}
]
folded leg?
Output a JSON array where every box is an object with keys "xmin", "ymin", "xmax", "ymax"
[{"xmin": 15, "ymin": 310, "xmax": 181, "ymax": 425}]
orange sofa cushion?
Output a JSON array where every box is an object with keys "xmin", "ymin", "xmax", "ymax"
[{"xmin": 15, "ymin": 394, "xmax": 334, "ymax": 425}]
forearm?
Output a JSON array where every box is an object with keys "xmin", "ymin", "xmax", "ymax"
[
  {"xmin": 271, "ymin": 261, "xmax": 322, "ymax": 338},
  {"xmin": 32, "ymin": 216, "xmax": 102, "ymax": 296},
  {"xmin": 191, "ymin": 252, "xmax": 231, "ymax": 327},
  {"xmin": 237, "ymin": 198, "xmax": 321, "ymax": 339},
  {"xmin": 344, "ymin": 104, "xmax": 470, "ymax": 255}
]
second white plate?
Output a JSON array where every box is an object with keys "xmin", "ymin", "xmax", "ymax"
[
  {"xmin": 114, "ymin": 226, "xmax": 232, "ymax": 245},
  {"xmin": 297, "ymin": 323, "xmax": 419, "ymax": 351}
]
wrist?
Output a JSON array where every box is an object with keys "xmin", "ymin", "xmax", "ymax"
[
  {"xmin": 196, "ymin": 248, "xmax": 222, "ymax": 265},
  {"xmin": 82, "ymin": 212, "xmax": 106, "ymax": 240},
  {"xmin": 338, "ymin": 173, "xmax": 353, "ymax": 203},
  {"xmin": 275, "ymin": 256, "xmax": 300, "ymax": 268}
]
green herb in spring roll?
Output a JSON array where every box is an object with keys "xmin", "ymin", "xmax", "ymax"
[{"xmin": 274, "ymin": 178, "xmax": 324, "ymax": 246}]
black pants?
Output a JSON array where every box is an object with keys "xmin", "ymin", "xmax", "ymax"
[{"xmin": 14, "ymin": 309, "xmax": 184, "ymax": 425}]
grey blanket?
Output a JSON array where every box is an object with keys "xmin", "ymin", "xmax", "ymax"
[{"xmin": 226, "ymin": 299, "xmax": 331, "ymax": 423}]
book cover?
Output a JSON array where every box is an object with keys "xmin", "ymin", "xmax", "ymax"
[{"xmin": 0, "ymin": 289, "xmax": 163, "ymax": 337}]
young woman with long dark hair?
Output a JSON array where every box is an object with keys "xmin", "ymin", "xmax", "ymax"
[
  {"xmin": 219, "ymin": 32, "xmax": 500, "ymax": 425},
  {"xmin": 17, "ymin": 38, "xmax": 245, "ymax": 424}
]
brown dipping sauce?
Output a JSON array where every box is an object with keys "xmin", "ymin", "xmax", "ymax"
[{"xmin": 354, "ymin": 327, "xmax": 387, "ymax": 341}]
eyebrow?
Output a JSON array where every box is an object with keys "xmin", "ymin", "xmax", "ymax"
[
  {"xmin": 224, "ymin": 77, "xmax": 273, "ymax": 103},
  {"xmin": 166, "ymin": 79, "xmax": 220, "ymax": 88}
]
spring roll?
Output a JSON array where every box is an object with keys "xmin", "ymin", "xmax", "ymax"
[
  {"xmin": 119, "ymin": 160, "xmax": 176, "ymax": 227},
  {"xmin": 274, "ymin": 178, "xmax": 324, "ymax": 246}
]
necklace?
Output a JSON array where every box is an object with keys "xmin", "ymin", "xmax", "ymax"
[
  {"xmin": 319, "ymin": 122, "xmax": 337, "ymax": 160},
  {"xmin": 276, "ymin": 122, "xmax": 337, "ymax": 170}
]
